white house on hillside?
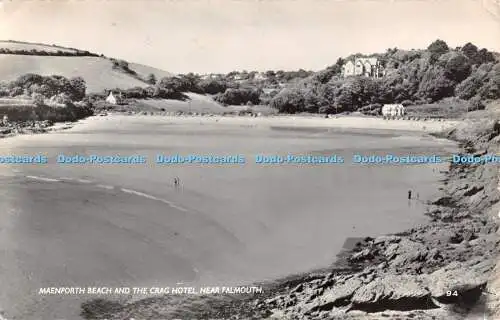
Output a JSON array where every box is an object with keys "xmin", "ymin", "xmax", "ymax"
[
  {"xmin": 342, "ymin": 57, "xmax": 384, "ymax": 78},
  {"xmin": 105, "ymin": 91, "xmax": 123, "ymax": 105}
]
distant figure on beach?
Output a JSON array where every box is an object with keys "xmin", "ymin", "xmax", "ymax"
[
  {"xmin": 174, "ymin": 177, "xmax": 180, "ymax": 187},
  {"xmin": 408, "ymin": 190, "xmax": 412, "ymax": 200}
]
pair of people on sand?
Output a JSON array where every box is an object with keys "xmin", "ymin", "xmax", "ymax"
[{"xmin": 408, "ymin": 190, "xmax": 419, "ymax": 200}]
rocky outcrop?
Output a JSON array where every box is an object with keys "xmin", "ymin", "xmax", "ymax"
[
  {"xmin": 350, "ymin": 275, "xmax": 437, "ymax": 312},
  {"xmin": 428, "ymin": 258, "xmax": 494, "ymax": 304},
  {"xmin": 0, "ymin": 120, "xmax": 55, "ymax": 138}
]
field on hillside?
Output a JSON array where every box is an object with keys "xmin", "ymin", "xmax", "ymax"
[
  {"xmin": 128, "ymin": 62, "xmax": 174, "ymax": 79},
  {"xmin": 0, "ymin": 41, "xmax": 77, "ymax": 53},
  {"xmin": 0, "ymin": 55, "xmax": 171, "ymax": 93}
]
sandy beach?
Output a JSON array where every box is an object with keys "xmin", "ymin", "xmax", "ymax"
[{"xmin": 76, "ymin": 113, "xmax": 461, "ymax": 133}]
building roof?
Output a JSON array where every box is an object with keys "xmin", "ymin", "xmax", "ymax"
[
  {"xmin": 343, "ymin": 57, "xmax": 379, "ymax": 66},
  {"xmin": 356, "ymin": 57, "xmax": 378, "ymax": 65}
]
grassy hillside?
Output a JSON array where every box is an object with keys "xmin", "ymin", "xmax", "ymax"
[
  {"xmin": 0, "ymin": 55, "xmax": 173, "ymax": 93},
  {"xmin": 128, "ymin": 62, "xmax": 173, "ymax": 81},
  {"xmin": 0, "ymin": 41, "xmax": 173, "ymax": 93}
]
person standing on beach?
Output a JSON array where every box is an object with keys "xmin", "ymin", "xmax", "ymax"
[{"xmin": 408, "ymin": 190, "xmax": 412, "ymax": 200}]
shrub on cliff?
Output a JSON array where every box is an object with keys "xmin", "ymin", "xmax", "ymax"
[
  {"xmin": 111, "ymin": 59, "xmax": 137, "ymax": 75},
  {"xmin": 146, "ymin": 73, "xmax": 157, "ymax": 85}
]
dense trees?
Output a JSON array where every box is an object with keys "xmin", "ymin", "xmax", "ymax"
[
  {"xmin": 0, "ymin": 48, "xmax": 99, "ymax": 57},
  {"xmin": 460, "ymin": 43, "xmax": 496, "ymax": 65},
  {"xmin": 0, "ymin": 74, "xmax": 93, "ymax": 123},
  {"xmin": 454, "ymin": 62, "xmax": 500, "ymax": 101},
  {"xmin": 69, "ymin": 76, "xmax": 87, "ymax": 101},
  {"xmin": 2, "ymin": 74, "xmax": 87, "ymax": 102},
  {"xmin": 157, "ymin": 75, "xmax": 202, "ymax": 93},
  {"xmin": 198, "ymin": 79, "xmax": 227, "ymax": 95},
  {"xmin": 416, "ymin": 65, "xmax": 456, "ymax": 102},
  {"xmin": 428, "ymin": 39, "xmax": 449, "ymax": 63},
  {"xmin": 214, "ymin": 88, "xmax": 261, "ymax": 106},
  {"xmin": 439, "ymin": 52, "xmax": 472, "ymax": 82},
  {"xmin": 268, "ymin": 40, "xmax": 498, "ymax": 113},
  {"xmin": 115, "ymin": 85, "xmax": 187, "ymax": 101}
]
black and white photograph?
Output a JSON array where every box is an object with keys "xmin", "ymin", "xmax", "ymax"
[{"xmin": 0, "ymin": 0, "xmax": 500, "ymax": 319}]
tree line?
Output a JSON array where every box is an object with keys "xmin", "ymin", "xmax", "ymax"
[
  {"xmin": 0, "ymin": 48, "xmax": 101, "ymax": 57},
  {"xmin": 120, "ymin": 40, "xmax": 499, "ymax": 114},
  {"xmin": 0, "ymin": 74, "xmax": 92, "ymax": 122},
  {"xmin": 0, "ymin": 73, "xmax": 87, "ymax": 102},
  {"xmin": 268, "ymin": 40, "xmax": 499, "ymax": 114}
]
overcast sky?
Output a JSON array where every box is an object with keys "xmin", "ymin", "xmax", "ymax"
[{"xmin": 0, "ymin": 0, "xmax": 499, "ymax": 74}]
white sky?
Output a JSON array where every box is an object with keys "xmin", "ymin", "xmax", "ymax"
[{"xmin": 0, "ymin": 0, "xmax": 499, "ymax": 73}]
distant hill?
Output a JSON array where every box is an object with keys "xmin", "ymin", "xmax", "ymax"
[
  {"xmin": 0, "ymin": 40, "xmax": 80, "ymax": 54},
  {"xmin": 0, "ymin": 41, "xmax": 173, "ymax": 93}
]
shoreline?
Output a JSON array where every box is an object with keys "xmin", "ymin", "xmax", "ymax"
[
  {"xmin": 0, "ymin": 114, "xmax": 460, "ymax": 142},
  {"xmin": 79, "ymin": 118, "xmax": 500, "ymax": 319},
  {"xmin": 80, "ymin": 113, "xmax": 461, "ymax": 134},
  {"xmin": 0, "ymin": 121, "xmax": 78, "ymax": 140}
]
